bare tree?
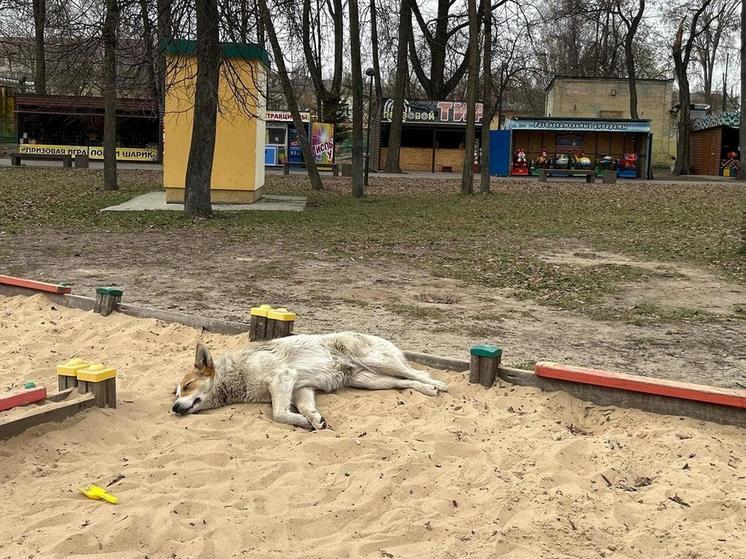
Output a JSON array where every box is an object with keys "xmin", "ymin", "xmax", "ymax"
[
  {"xmin": 258, "ymin": 0, "xmax": 323, "ymax": 190},
  {"xmin": 383, "ymin": 0, "xmax": 410, "ymax": 173},
  {"xmin": 672, "ymin": 0, "xmax": 713, "ymax": 175},
  {"xmin": 183, "ymin": 0, "xmax": 220, "ymax": 217},
  {"xmin": 616, "ymin": 0, "xmax": 645, "ymax": 118},
  {"xmin": 102, "ymin": 0, "xmax": 119, "ymax": 191},
  {"xmin": 408, "ymin": 0, "xmax": 474, "ymax": 100},
  {"xmin": 349, "ymin": 0, "xmax": 364, "ymax": 196},
  {"xmin": 692, "ymin": 0, "xmax": 739, "ymax": 106},
  {"xmin": 461, "ymin": 0, "xmax": 479, "ymax": 195},
  {"xmin": 300, "ymin": 0, "xmax": 345, "ymax": 123}
]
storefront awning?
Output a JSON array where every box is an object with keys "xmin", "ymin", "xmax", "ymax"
[
  {"xmin": 509, "ymin": 117, "xmax": 651, "ymax": 134},
  {"xmin": 14, "ymin": 95, "xmax": 158, "ymax": 118}
]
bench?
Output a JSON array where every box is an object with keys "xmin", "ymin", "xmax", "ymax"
[
  {"xmin": 11, "ymin": 152, "xmax": 73, "ymax": 168},
  {"xmin": 538, "ymin": 168, "xmax": 595, "ymax": 183},
  {"xmin": 283, "ymin": 161, "xmax": 340, "ymax": 176}
]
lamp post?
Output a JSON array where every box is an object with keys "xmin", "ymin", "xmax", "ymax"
[{"xmin": 364, "ymin": 67, "xmax": 375, "ymax": 187}]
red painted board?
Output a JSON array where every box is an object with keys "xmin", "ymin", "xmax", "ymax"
[
  {"xmin": 534, "ymin": 362, "xmax": 746, "ymax": 409},
  {"xmin": 0, "ymin": 275, "xmax": 71, "ymax": 294},
  {"xmin": 0, "ymin": 386, "xmax": 48, "ymax": 412}
]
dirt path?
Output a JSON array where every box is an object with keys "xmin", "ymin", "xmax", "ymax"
[{"xmin": 1, "ymin": 229, "xmax": 744, "ymax": 389}]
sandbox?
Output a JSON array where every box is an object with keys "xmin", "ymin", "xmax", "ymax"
[{"xmin": 1, "ymin": 294, "xmax": 744, "ymax": 558}]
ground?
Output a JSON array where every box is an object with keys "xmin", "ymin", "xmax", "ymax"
[
  {"xmin": 1, "ymin": 297, "xmax": 744, "ymax": 558},
  {"xmin": 0, "ymin": 167, "xmax": 745, "ymax": 389}
]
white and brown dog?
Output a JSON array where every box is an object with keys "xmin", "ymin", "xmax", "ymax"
[{"xmin": 172, "ymin": 332, "xmax": 448, "ymax": 429}]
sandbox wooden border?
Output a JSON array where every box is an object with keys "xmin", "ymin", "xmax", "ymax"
[{"xmin": 1, "ymin": 283, "xmax": 744, "ymax": 429}]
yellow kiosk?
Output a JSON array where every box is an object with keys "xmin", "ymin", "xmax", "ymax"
[{"xmin": 164, "ymin": 40, "xmax": 269, "ymax": 204}]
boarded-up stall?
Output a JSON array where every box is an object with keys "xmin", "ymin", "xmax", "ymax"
[{"xmin": 374, "ymin": 99, "xmax": 482, "ymax": 173}]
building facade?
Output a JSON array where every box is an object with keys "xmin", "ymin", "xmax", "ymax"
[{"xmin": 544, "ymin": 77, "xmax": 674, "ymax": 167}]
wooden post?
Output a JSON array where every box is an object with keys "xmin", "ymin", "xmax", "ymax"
[
  {"xmin": 95, "ymin": 287, "xmax": 123, "ymax": 316},
  {"xmin": 249, "ymin": 304, "xmax": 273, "ymax": 341},
  {"xmin": 56, "ymin": 357, "xmax": 89, "ymax": 390},
  {"xmin": 469, "ymin": 345, "xmax": 503, "ymax": 388},
  {"xmin": 266, "ymin": 308, "xmax": 296, "ymax": 340},
  {"xmin": 76, "ymin": 364, "xmax": 117, "ymax": 408},
  {"xmin": 75, "ymin": 154, "xmax": 90, "ymax": 168}
]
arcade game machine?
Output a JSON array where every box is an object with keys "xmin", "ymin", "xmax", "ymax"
[{"xmin": 511, "ymin": 147, "xmax": 529, "ymax": 175}]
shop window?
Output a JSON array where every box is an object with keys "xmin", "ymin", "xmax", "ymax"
[
  {"xmin": 401, "ymin": 127, "xmax": 434, "ymax": 148},
  {"xmin": 436, "ymin": 129, "xmax": 465, "ymax": 149},
  {"xmin": 266, "ymin": 126, "xmax": 286, "ymax": 145}
]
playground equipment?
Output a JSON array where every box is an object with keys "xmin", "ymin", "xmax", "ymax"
[
  {"xmin": 0, "ymin": 360, "xmax": 117, "ymax": 440},
  {"xmin": 249, "ymin": 305, "xmax": 297, "ymax": 341}
]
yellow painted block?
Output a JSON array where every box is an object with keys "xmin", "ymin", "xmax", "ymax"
[
  {"xmin": 268, "ymin": 308, "xmax": 296, "ymax": 321},
  {"xmin": 77, "ymin": 364, "xmax": 117, "ymax": 382},
  {"xmin": 57, "ymin": 358, "xmax": 90, "ymax": 377},
  {"xmin": 250, "ymin": 304, "xmax": 273, "ymax": 317}
]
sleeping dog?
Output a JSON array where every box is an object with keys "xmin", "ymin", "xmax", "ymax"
[{"xmin": 172, "ymin": 332, "xmax": 448, "ymax": 429}]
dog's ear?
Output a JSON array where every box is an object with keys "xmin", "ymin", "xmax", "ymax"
[{"xmin": 195, "ymin": 343, "xmax": 215, "ymax": 377}]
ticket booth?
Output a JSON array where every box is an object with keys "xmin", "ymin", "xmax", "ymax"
[{"xmin": 264, "ymin": 111, "xmax": 310, "ymax": 167}]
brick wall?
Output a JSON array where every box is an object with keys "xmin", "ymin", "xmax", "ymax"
[{"xmin": 546, "ymin": 78, "xmax": 674, "ymax": 167}]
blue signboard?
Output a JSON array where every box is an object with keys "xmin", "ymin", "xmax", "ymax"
[{"xmin": 510, "ymin": 118, "xmax": 651, "ymax": 134}]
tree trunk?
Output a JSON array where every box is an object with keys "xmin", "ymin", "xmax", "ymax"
[
  {"xmin": 138, "ymin": 0, "xmax": 159, "ymax": 103},
  {"xmin": 672, "ymin": 2, "xmax": 712, "ymax": 176},
  {"xmin": 349, "ymin": 0, "xmax": 364, "ymax": 197},
  {"xmin": 738, "ymin": 0, "xmax": 746, "ymax": 180},
  {"xmin": 370, "ymin": 0, "xmax": 383, "ymax": 102},
  {"xmin": 156, "ymin": 0, "xmax": 172, "ymax": 164},
  {"xmin": 384, "ymin": 0, "xmax": 410, "ymax": 173},
  {"xmin": 258, "ymin": 0, "xmax": 323, "ymax": 190},
  {"xmin": 460, "ymin": 0, "xmax": 479, "ymax": 195},
  {"xmin": 103, "ymin": 0, "xmax": 119, "ymax": 191},
  {"xmin": 479, "ymin": 0, "xmax": 491, "ymax": 193},
  {"xmin": 623, "ymin": 0, "xmax": 644, "ymax": 119},
  {"xmin": 32, "ymin": 0, "xmax": 46, "ymax": 95},
  {"xmin": 183, "ymin": 0, "xmax": 220, "ymax": 217}
]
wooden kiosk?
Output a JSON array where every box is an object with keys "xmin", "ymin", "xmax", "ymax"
[{"xmin": 163, "ymin": 40, "xmax": 269, "ymax": 204}]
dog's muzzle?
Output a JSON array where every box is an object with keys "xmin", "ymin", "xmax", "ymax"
[{"xmin": 172, "ymin": 397, "xmax": 201, "ymax": 414}]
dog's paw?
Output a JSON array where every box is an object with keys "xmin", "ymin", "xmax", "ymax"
[
  {"xmin": 431, "ymin": 380, "xmax": 448, "ymax": 393},
  {"xmin": 312, "ymin": 416, "xmax": 328, "ymax": 430},
  {"xmin": 417, "ymin": 384, "xmax": 439, "ymax": 397}
]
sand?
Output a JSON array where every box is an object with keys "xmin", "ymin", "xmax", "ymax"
[{"xmin": 1, "ymin": 294, "xmax": 745, "ymax": 559}]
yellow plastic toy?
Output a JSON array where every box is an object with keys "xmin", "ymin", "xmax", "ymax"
[{"xmin": 79, "ymin": 484, "xmax": 119, "ymax": 504}]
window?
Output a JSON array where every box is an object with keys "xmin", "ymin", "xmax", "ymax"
[{"xmin": 266, "ymin": 126, "xmax": 286, "ymax": 145}]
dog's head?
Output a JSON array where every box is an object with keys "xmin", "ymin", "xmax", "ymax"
[{"xmin": 172, "ymin": 343, "xmax": 215, "ymax": 415}]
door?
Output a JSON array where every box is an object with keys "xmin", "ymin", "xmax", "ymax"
[{"xmin": 489, "ymin": 130, "xmax": 511, "ymax": 176}]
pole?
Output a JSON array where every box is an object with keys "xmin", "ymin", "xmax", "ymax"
[{"xmin": 365, "ymin": 71, "xmax": 373, "ymax": 186}]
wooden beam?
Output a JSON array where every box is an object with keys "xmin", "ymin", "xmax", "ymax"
[
  {"xmin": 0, "ymin": 275, "xmax": 71, "ymax": 294},
  {"xmin": 535, "ymin": 361, "xmax": 746, "ymax": 409},
  {"xmin": 0, "ymin": 386, "xmax": 47, "ymax": 412},
  {"xmin": 0, "ymin": 393, "xmax": 96, "ymax": 440}
]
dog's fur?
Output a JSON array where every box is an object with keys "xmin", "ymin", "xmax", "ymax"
[{"xmin": 172, "ymin": 332, "xmax": 447, "ymax": 429}]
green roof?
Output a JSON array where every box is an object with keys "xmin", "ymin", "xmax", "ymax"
[
  {"xmin": 691, "ymin": 111, "xmax": 739, "ymax": 131},
  {"xmin": 164, "ymin": 39, "xmax": 270, "ymax": 67}
]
